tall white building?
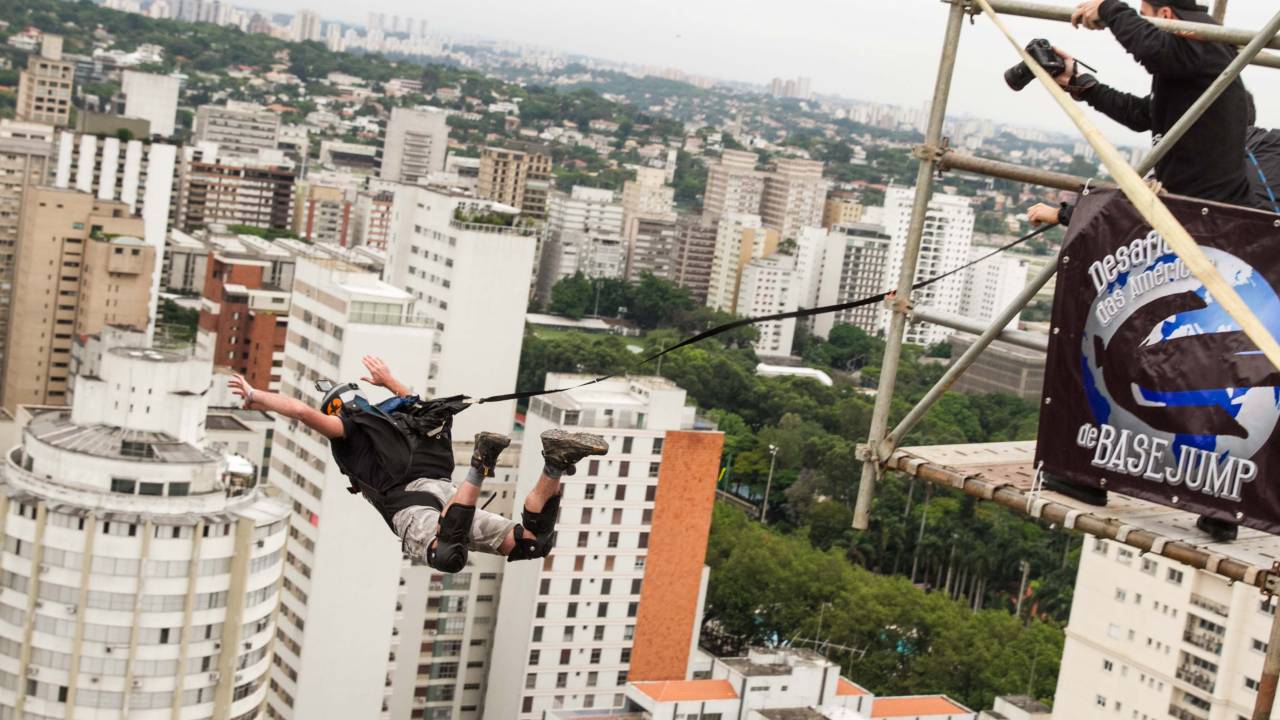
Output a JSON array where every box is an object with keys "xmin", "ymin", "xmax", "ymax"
[
  {"xmin": 290, "ymin": 10, "xmax": 321, "ymax": 42},
  {"xmin": 51, "ymin": 129, "xmax": 178, "ymax": 344},
  {"xmin": 961, "ymin": 245, "xmax": 1028, "ymax": 330},
  {"xmin": 812, "ymin": 223, "xmax": 893, "ymax": 340},
  {"xmin": 0, "ymin": 334, "xmax": 288, "ymax": 719},
  {"xmin": 1053, "ymin": 535, "xmax": 1280, "ymax": 720},
  {"xmin": 266, "ymin": 258, "xmax": 434, "ymax": 720},
  {"xmin": 486, "ymin": 374, "xmax": 724, "ymax": 720},
  {"xmin": 383, "ymin": 185, "xmax": 537, "ymax": 439},
  {"xmin": 705, "ymin": 214, "xmax": 779, "ymax": 314},
  {"xmin": 736, "ymin": 255, "xmax": 800, "ymax": 357},
  {"xmin": 537, "ymin": 186, "xmax": 626, "ymax": 300},
  {"xmin": 883, "ymin": 187, "xmax": 974, "ymax": 346},
  {"xmin": 380, "ymin": 108, "xmax": 449, "ymax": 186},
  {"xmin": 702, "ymin": 149, "xmax": 764, "ymax": 220},
  {"xmin": 121, "ymin": 70, "xmax": 180, "ymax": 137}
]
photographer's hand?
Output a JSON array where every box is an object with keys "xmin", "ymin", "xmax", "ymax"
[
  {"xmin": 1051, "ymin": 47, "xmax": 1077, "ymax": 88},
  {"xmin": 1071, "ymin": 0, "xmax": 1106, "ymax": 30}
]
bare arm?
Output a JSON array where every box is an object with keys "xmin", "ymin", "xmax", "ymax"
[{"xmin": 228, "ymin": 375, "xmax": 345, "ymax": 439}]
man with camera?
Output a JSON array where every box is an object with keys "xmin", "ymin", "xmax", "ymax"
[{"xmin": 1026, "ymin": 0, "xmax": 1256, "ymax": 227}]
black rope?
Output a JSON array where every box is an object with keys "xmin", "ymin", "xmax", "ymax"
[{"xmin": 473, "ymin": 224, "xmax": 1053, "ymax": 406}]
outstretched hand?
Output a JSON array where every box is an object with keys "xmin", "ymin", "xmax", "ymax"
[
  {"xmin": 361, "ymin": 355, "xmax": 395, "ymax": 388},
  {"xmin": 1028, "ymin": 203, "xmax": 1061, "ymax": 227},
  {"xmin": 228, "ymin": 374, "xmax": 256, "ymax": 409}
]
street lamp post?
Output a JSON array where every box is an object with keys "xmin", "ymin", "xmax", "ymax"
[{"xmin": 761, "ymin": 444, "xmax": 779, "ymax": 523}]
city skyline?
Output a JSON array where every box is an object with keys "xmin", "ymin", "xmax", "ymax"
[{"xmin": 240, "ymin": 0, "xmax": 1280, "ymax": 143}]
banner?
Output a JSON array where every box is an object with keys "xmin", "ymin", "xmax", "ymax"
[{"xmin": 1037, "ymin": 189, "xmax": 1280, "ymax": 533}]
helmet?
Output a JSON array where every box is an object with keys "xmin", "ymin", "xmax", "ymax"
[{"xmin": 316, "ymin": 381, "xmax": 364, "ymax": 417}]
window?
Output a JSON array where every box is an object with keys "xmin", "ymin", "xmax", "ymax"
[
  {"xmin": 1247, "ymin": 677, "xmax": 1261, "ymax": 691},
  {"xmin": 631, "ymin": 578, "xmax": 642, "ymax": 595},
  {"xmin": 139, "ymin": 482, "xmax": 163, "ymax": 496},
  {"xmin": 1114, "ymin": 588, "xmax": 1127, "ymax": 602},
  {"xmin": 627, "ymin": 602, "xmax": 638, "ymax": 618},
  {"xmin": 588, "ymin": 460, "xmax": 599, "ymax": 477},
  {"xmin": 536, "ymin": 603, "xmax": 546, "ymax": 619},
  {"xmin": 564, "ymin": 411, "xmax": 579, "ymax": 426},
  {"xmin": 168, "ymin": 483, "xmax": 190, "ymax": 496},
  {"xmin": 590, "ymin": 649, "xmax": 601, "ymax": 665},
  {"xmin": 608, "ymin": 532, "xmax": 619, "ymax": 548},
  {"xmin": 563, "ymin": 626, "xmax": 574, "ymax": 642},
  {"xmin": 1141, "ymin": 558, "xmax": 1158, "ymax": 575},
  {"xmin": 577, "ymin": 532, "xmax": 589, "ymax": 548},
  {"xmin": 567, "ymin": 602, "xmax": 577, "ymax": 618},
  {"xmin": 621, "ymin": 648, "xmax": 631, "ymax": 663},
  {"xmin": 594, "ymin": 625, "xmax": 605, "ymax": 641},
  {"xmin": 1095, "ymin": 695, "xmax": 1106, "ymax": 707},
  {"xmin": 556, "ymin": 672, "xmax": 567, "ymax": 689},
  {"xmin": 1103, "ymin": 660, "xmax": 1113, "ymax": 672},
  {"xmin": 1167, "ymin": 568, "xmax": 1184, "ymax": 585},
  {"xmin": 639, "ymin": 533, "xmax": 649, "ymax": 549},
  {"xmin": 645, "ymin": 486, "xmax": 656, "ymax": 502},
  {"xmin": 597, "ymin": 603, "xmax": 608, "ymax": 618},
  {"xmin": 532, "ymin": 627, "xmax": 543, "ymax": 642},
  {"xmin": 622, "ymin": 437, "xmax": 633, "ymax": 454},
  {"xmin": 601, "ymin": 579, "xmax": 612, "ymax": 594},
  {"xmin": 529, "ymin": 650, "xmax": 540, "ymax": 666},
  {"xmin": 584, "ymin": 484, "xmax": 596, "ymax": 500},
  {"xmin": 619, "ymin": 461, "xmax": 630, "ymax": 477},
  {"xmin": 1254, "ymin": 639, "xmax": 1269, "ymax": 653},
  {"xmin": 540, "ymin": 579, "xmax": 551, "ymax": 595},
  {"xmin": 1092, "ymin": 538, "xmax": 1107, "ymax": 555},
  {"xmin": 570, "ymin": 579, "xmax": 582, "ymax": 594},
  {"xmin": 525, "ymin": 674, "xmax": 535, "ymax": 689},
  {"xmin": 648, "ymin": 462, "xmax": 660, "ymax": 478},
  {"xmin": 559, "ymin": 649, "xmax": 571, "ymax": 665},
  {"xmin": 110, "ymin": 478, "xmax": 136, "ymax": 494},
  {"xmin": 615, "ymin": 485, "xmax": 626, "ymax": 502},
  {"xmin": 652, "ymin": 438, "xmax": 663, "ymax": 454}
]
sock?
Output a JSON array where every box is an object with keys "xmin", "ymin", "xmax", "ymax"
[
  {"xmin": 543, "ymin": 464, "xmax": 565, "ymax": 480},
  {"xmin": 465, "ymin": 465, "xmax": 485, "ymax": 488}
]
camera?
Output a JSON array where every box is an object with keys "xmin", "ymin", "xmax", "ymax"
[{"xmin": 1005, "ymin": 38, "xmax": 1067, "ymax": 91}]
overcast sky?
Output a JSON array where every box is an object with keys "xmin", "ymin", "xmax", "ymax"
[{"xmin": 249, "ymin": 0, "xmax": 1280, "ymax": 146}]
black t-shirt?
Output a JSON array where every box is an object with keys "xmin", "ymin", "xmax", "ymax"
[{"xmin": 329, "ymin": 404, "xmax": 455, "ymax": 493}]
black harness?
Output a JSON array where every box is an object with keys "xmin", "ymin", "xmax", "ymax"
[{"xmin": 331, "ymin": 396, "xmax": 468, "ymax": 533}]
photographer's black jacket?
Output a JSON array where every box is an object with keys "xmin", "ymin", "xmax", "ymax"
[{"xmin": 1083, "ymin": 0, "xmax": 1253, "ymax": 206}]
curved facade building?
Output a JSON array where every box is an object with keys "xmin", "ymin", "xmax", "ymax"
[{"xmin": 0, "ymin": 343, "xmax": 288, "ymax": 720}]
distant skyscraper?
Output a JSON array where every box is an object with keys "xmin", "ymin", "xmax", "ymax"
[
  {"xmin": 2, "ymin": 190, "xmax": 154, "ymax": 413},
  {"xmin": 883, "ymin": 187, "xmax": 975, "ymax": 346},
  {"xmin": 121, "ymin": 70, "xmax": 180, "ymax": 137},
  {"xmin": 16, "ymin": 36, "xmax": 74, "ymax": 127},
  {"xmin": 0, "ymin": 123, "xmax": 53, "ymax": 402},
  {"xmin": 379, "ymin": 107, "xmax": 449, "ymax": 185},
  {"xmin": 0, "ymin": 333, "xmax": 288, "ymax": 720},
  {"xmin": 266, "ymin": 258, "xmax": 434, "ymax": 720},
  {"xmin": 290, "ymin": 9, "xmax": 322, "ymax": 42},
  {"xmin": 486, "ymin": 374, "xmax": 723, "ymax": 720}
]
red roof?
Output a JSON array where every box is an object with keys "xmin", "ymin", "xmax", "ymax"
[
  {"xmin": 837, "ymin": 677, "xmax": 870, "ymax": 696},
  {"xmin": 632, "ymin": 679, "xmax": 738, "ymax": 703},
  {"xmin": 873, "ymin": 695, "xmax": 972, "ymax": 717}
]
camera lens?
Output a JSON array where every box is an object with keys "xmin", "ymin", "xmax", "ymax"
[{"xmin": 1005, "ymin": 63, "xmax": 1034, "ymax": 92}]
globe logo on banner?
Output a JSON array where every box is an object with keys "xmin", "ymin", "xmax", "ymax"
[
  {"xmin": 1083, "ymin": 245, "xmax": 1280, "ymax": 474},
  {"xmin": 1036, "ymin": 190, "xmax": 1280, "ymax": 533}
]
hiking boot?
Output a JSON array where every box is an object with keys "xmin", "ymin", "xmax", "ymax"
[
  {"xmin": 540, "ymin": 429, "xmax": 609, "ymax": 476},
  {"xmin": 471, "ymin": 432, "xmax": 512, "ymax": 477}
]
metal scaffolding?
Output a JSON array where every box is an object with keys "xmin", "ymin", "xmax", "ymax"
[{"xmin": 850, "ymin": 2, "xmax": 1280, "ymax": 717}]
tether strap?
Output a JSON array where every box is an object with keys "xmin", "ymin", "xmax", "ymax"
[
  {"xmin": 1249, "ymin": 149, "xmax": 1280, "ymax": 215},
  {"xmin": 474, "ymin": 224, "xmax": 1052, "ymax": 405}
]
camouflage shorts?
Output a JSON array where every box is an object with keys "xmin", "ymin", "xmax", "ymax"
[{"xmin": 391, "ymin": 478, "xmax": 516, "ymax": 560}]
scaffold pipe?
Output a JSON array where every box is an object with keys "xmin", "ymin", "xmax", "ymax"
[
  {"xmin": 934, "ymin": 150, "xmax": 1105, "ymax": 192},
  {"xmin": 961, "ymin": 0, "xmax": 1280, "ymax": 69}
]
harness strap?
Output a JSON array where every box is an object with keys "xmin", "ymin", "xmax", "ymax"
[{"xmin": 1248, "ymin": 149, "xmax": 1280, "ymax": 214}]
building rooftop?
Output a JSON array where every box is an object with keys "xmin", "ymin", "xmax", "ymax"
[
  {"xmin": 28, "ymin": 411, "xmax": 216, "ymax": 464},
  {"xmin": 872, "ymin": 696, "xmax": 972, "ymax": 718},
  {"xmin": 757, "ymin": 709, "xmax": 827, "ymax": 720},
  {"xmin": 719, "ymin": 657, "xmax": 795, "ymax": 677},
  {"xmin": 836, "ymin": 678, "xmax": 871, "ymax": 697},
  {"xmin": 204, "ymin": 414, "xmax": 251, "ymax": 432},
  {"xmin": 632, "ymin": 679, "xmax": 738, "ymax": 703},
  {"xmin": 999, "ymin": 696, "xmax": 1050, "ymax": 713},
  {"xmin": 108, "ymin": 347, "xmax": 187, "ymax": 364}
]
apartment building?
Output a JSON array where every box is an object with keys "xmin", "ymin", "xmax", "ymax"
[
  {"xmin": 960, "ymin": 245, "xmax": 1028, "ymax": 331},
  {"xmin": 823, "ymin": 191, "xmax": 865, "ymax": 229},
  {"xmin": 486, "ymin": 374, "xmax": 724, "ymax": 720},
  {"xmin": 196, "ymin": 252, "xmax": 290, "ymax": 391},
  {"xmin": 15, "ymin": 36, "xmax": 74, "ymax": 127},
  {"xmin": 736, "ymin": 255, "xmax": 801, "ymax": 357},
  {"xmin": 121, "ymin": 70, "xmax": 181, "ymax": 137},
  {"xmin": 0, "ymin": 334, "xmax": 288, "ymax": 719},
  {"xmin": 266, "ymin": 258, "xmax": 434, "ymax": 720},
  {"xmin": 173, "ymin": 145, "xmax": 296, "ymax": 233},
  {"xmin": 811, "ymin": 222, "xmax": 892, "ymax": 340},
  {"xmin": 624, "ymin": 217, "xmax": 680, "ymax": 283},
  {"xmin": 383, "ymin": 184, "xmax": 537, "ymax": 438},
  {"xmin": 538, "ymin": 186, "xmax": 626, "ymax": 299},
  {"xmin": 296, "ymin": 183, "xmax": 353, "ymax": 246},
  {"xmin": 477, "ymin": 145, "xmax": 553, "ymax": 220},
  {"xmin": 884, "ymin": 187, "xmax": 975, "ymax": 346},
  {"xmin": 354, "ymin": 190, "xmax": 395, "ymax": 250},
  {"xmin": 672, "ymin": 217, "xmax": 718, "ymax": 306},
  {"xmin": 702, "ymin": 149, "xmax": 764, "ymax": 220},
  {"xmin": 760, "ymin": 157, "xmax": 826, "ymax": 241},
  {"xmin": 0, "ymin": 124, "xmax": 54, "ymax": 401},
  {"xmin": 1052, "ymin": 535, "xmax": 1280, "ymax": 720},
  {"xmin": 2, "ymin": 189, "xmax": 152, "ymax": 414},
  {"xmin": 193, "ymin": 102, "xmax": 282, "ymax": 159},
  {"xmin": 380, "ymin": 107, "xmax": 449, "ymax": 185},
  {"xmin": 705, "ymin": 214, "xmax": 780, "ymax": 314}
]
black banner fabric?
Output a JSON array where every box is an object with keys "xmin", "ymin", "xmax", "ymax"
[{"xmin": 1037, "ymin": 190, "xmax": 1280, "ymax": 533}]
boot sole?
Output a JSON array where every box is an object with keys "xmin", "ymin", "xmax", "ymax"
[{"xmin": 541, "ymin": 429, "xmax": 609, "ymax": 456}]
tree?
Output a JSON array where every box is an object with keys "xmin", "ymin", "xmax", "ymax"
[{"xmin": 547, "ymin": 273, "xmax": 593, "ymax": 319}]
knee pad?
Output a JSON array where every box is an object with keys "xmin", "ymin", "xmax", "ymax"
[
  {"xmin": 507, "ymin": 524, "xmax": 556, "ymax": 562},
  {"xmin": 427, "ymin": 504, "xmax": 475, "ymax": 573}
]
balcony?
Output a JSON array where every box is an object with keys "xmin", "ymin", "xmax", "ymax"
[
  {"xmin": 1176, "ymin": 664, "xmax": 1216, "ymax": 693},
  {"xmin": 1183, "ymin": 631, "xmax": 1224, "ymax": 655},
  {"xmin": 1189, "ymin": 594, "xmax": 1231, "ymax": 618},
  {"xmin": 449, "ymin": 218, "xmax": 538, "ymax": 236},
  {"xmin": 1168, "ymin": 706, "xmax": 1208, "ymax": 720}
]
